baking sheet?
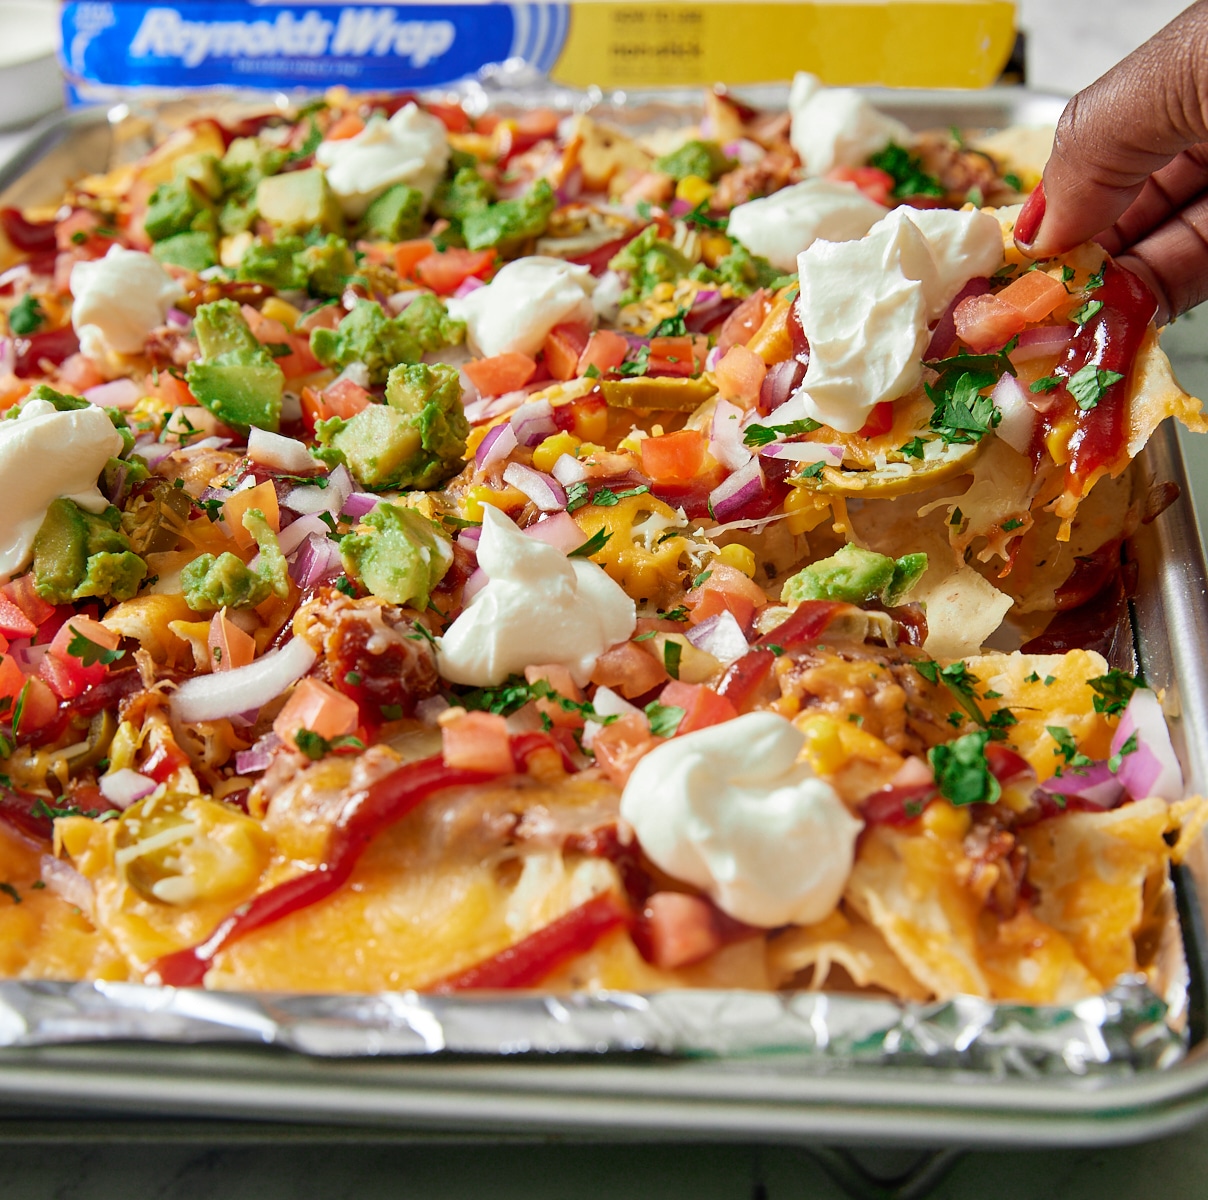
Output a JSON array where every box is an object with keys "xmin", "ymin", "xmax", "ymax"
[{"xmin": 4, "ymin": 86, "xmax": 1208, "ymax": 1145}]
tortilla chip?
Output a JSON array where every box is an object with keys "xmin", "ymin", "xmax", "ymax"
[
  {"xmin": 1019, "ymin": 797, "xmax": 1170, "ymax": 988},
  {"xmin": 916, "ymin": 564, "xmax": 1014, "ymax": 660},
  {"xmin": 976, "ymin": 906, "xmax": 1100, "ymax": 1003},
  {"xmin": 566, "ymin": 115, "xmax": 654, "ymax": 192},
  {"xmin": 768, "ymin": 907, "xmax": 930, "ymax": 1000},
  {"xmin": 971, "ymin": 127, "xmax": 1055, "ymax": 191}
]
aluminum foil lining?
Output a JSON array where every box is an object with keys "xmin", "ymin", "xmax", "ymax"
[{"xmin": 0, "ymin": 977, "xmax": 1184, "ymax": 1076}]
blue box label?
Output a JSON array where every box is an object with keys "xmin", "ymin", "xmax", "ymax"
[{"xmin": 61, "ymin": 2, "xmax": 571, "ymax": 95}]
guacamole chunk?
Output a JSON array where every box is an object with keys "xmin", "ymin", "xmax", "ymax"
[
  {"xmin": 339, "ymin": 502, "xmax": 453, "ymax": 608},
  {"xmin": 32, "ymin": 498, "xmax": 147, "ymax": 604},
  {"xmin": 781, "ymin": 545, "xmax": 928, "ymax": 608}
]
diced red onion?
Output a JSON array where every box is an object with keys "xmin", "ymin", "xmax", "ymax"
[
  {"xmin": 692, "ymin": 289, "xmax": 722, "ymax": 312},
  {"xmin": 523, "ymin": 510, "xmax": 584, "ymax": 552},
  {"xmin": 278, "ymin": 513, "xmax": 331, "ymax": 557},
  {"xmin": 510, "ymin": 398, "xmax": 558, "ymax": 447},
  {"xmin": 759, "ymin": 442, "xmax": 843, "ymax": 464},
  {"xmin": 927, "ymin": 277, "xmax": 991, "ymax": 359},
  {"xmin": 1039, "ymin": 761, "xmax": 1126, "ymax": 809},
  {"xmin": 132, "ymin": 437, "xmax": 175, "ymax": 469},
  {"xmin": 283, "ymin": 463, "xmax": 353, "ymax": 517},
  {"xmin": 555, "ymin": 166, "xmax": 583, "ymax": 205},
  {"xmin": 710, "ymin": 397, "xmax": 753, "ymax": 471},
  {"xmin": 552, "ymin": 452, "xmax": 589, "ymax": 486},
  {"xmin": 990, "ymin": 373, "xmax": 1038, "ymax": 451},
  {"xmin": 458, "ymin": 525, "xmax": 482, "ymax": 551},
  {"xmin": 705, "ymin": 345, "xmax": 722, "ymax": 372},
  {"xmin": 722, "ymin": 138, "xmax": 765, "ymax": 166},
  {"xmin": 453, "ymin": 276, "xmax": 486, "ymax": 300},
  {"xmin": 708, "ymin": 457, "xmax": 766, "ymax": 523},
  {"xmin": 476, "ymin": 421, "xmax": 517, "ymax": 468},
  {"xmin": 100, "ymin": 768, "xmax": 157, "ymax": 809},
  {"xmin": 463, "ymin": 567, "xmax": 488, "ymax": 603},
  {"xmin": 1009, "ymin": 324, "xmax": 1074, "ymax": 364},
  {"xmin": 234, "ymin": 732, "xmax": 282, "ymax": 775},
  {"xmin": 669, "ymin": 198, "xmax": 692, "ymax": 217},
  {"xmin": 591, "ymin": 686, "xmax": 644, "ymax": 721},
  {"xmin": 83, "ymin": 378, "xmax": 142, "ymax": 410},
  {"xmin": 289, "ymin": 532, "xmax": 343, "ymax": 589},
  {"xmin": 0, "ymin": 338, "xmax": 12, "ymax": 376},
  {"xmin": 331, "ymin": 361, "xmax": 371, "ymax": 390},
  {"xmin": 1112, "ymin": 688, "xmax": 1184, "ymax": 801},
  {"xmin": 890, "ymin": 755, "xmax": 934, "ymax": 789},
  {"xmin": 40, "ymin": 854, "xmax": 94, "ymax": 916},
  {"xmin": 686, "ymin": 611, "xmax": 750, "ymax": 665},
  {"xmin": 341, "ymin": 492, "xmax": 378, "ymax": 520},
  {"xmin": 170, "ymin": 635, "xmax": 317, "ymax": 723},
  {"xmin": 760, "ymin": 358, "xmax": 805, "ymax": 414},
  {"xmin": 415, "ymin": 695, "xmax": 450, "ymax": 725},
  {"xmin": 247, "ymin": 427, "xmax": 320, "ymax": 474},
  {"xmin": 503, "ymin": 462, "xmax": 567, "ymax": 511},
  {"xmin": 386, "ymin": 290, "xmax": 423, "ymax": 315},
  {"xmin": 10, "ymin": 643, "xmax": 48, "ymax": 673}
]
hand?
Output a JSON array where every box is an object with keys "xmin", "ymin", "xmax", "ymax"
[{"xmin": 1014, "ymin": 0, "xmax": 1208, "ymax": 324}]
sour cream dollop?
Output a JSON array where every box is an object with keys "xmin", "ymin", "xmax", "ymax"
[
  {"xmin": 795, "ymin": 206, "xmax": 1004, "ymax": 431},
  {"xmin": 620, "ymin": 712, "xmax": 862, "ymax": 928},
  {"xmin": 315, "ymin": 102, "xmax": 449, "ymax": 218},
  {"xmin": 727, "ymin": 179, "xmax": 889, "ymax": 272},
  {"xmin": 70, "ymin": 245, "xmax": 184, "ymax": 359},
  {"xmin": 788, "ymin": 72, "xmax": 912, "ymax": 177},
  {"xmin": 436, "ymin": 506, "xmax": 635, "ymax": 687},
  {"xmin": 0, "ymin": 398, "xmax": 124, "ymax": 580},
  {"xmin": 447, "ymin": 257, "xmax": 597, "ymax": 359}
]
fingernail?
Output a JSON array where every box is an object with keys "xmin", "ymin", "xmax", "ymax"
[{"xmin": 1014, "ymin": 180, "xmax": 1046, "ymax": 248}]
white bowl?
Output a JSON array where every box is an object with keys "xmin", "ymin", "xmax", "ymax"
[{"xmin": 0, "ymin": 2, "xmax": 63, "ymax": 131}]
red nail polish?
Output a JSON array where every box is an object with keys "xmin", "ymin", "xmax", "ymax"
[{"xmin": 1014, "ymin": 180, "xmax": 1046, "ymax": 247}]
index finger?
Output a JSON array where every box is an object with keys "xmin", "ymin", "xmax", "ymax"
[{"xmin": 1017, "ymin": 2, "xmax": 1208, "ymax": 256}]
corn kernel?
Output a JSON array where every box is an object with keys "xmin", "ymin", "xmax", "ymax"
[
  {"xmin": 675, "ymin": 175, "xmax": 715, "ymax": 207},
  {"xmin": 462, "ymin": 484, "xmax": 525, "ymax": 522},
  {"xmin": 532, "ymin": 431, "xmax": 580, "ymax": 473},
  {"xmin": 784, "ymin": 486, "xmax": 831, "ymax": 536},
  {"xmin": 795, "ymin": 714, "xmax": 848, "ymax": 776},
  {"xmin": 718, "ymin": 543, "xmax": 756, "ymax": 578},
  {"xmin": 700, "ymin": 232, "xmax": 733, "ymax": 268},
  {"xmin": 261, "ymin": 297, "xmax": 301, "ymax": 331},
  {"xmin": 572, "ymin": 405, "xmax": 609, "ymax": 442},
  {"xmin": 922, "ymin": 801, "xmax": 971, "ymax": 840},
  {"xmin": 1045, "ymin": 418, "xmax": 1077, "ymax": 466}
]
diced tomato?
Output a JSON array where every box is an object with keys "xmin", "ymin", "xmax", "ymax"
[
  {"xmin": 688, "ymin": 588, "xmax": 757, "ymax": 633},
  {"xmin": 147, "ymin": 369, "xmax": 197, "ymax": 412},
  {"xmin": 394, "ymin": 238, "xmax": 437, "ymax": 281},
  {"xmin": 141, "ymin": 738, "xmax": 190, "ymax": 783},
  {"xmin": 35, "ymin": 605, "xmax": 74, "ymax": 647},
  {"xmin": 986, "ymin": 742, "xmax": 1033, "ymax": 785},
  {"xmin": 524, "ymin": 663, "xmax": 584, "ymax": 730},
  {"xmin": 464, "ymin": 351, "xmax": 537, "ymax": 397},
  {"xmin": 590, "ymin": 641, "xmax": 668, "ymax": 699},
  {"xmin": 415, "ymin": 248, "xmax": 497, "ymax": 295},
  {"xmin": 296, "ymin": 304, "xmax": 343, "ymax": 335},
  {"xmin": 589, "ymin": 712, "xmax": 660, "ymax": 788},
  {"xmin": 827, "ymin": 165, "xmax": 895, "ymax": 208},
  {"xmin": 542, "ymin": 322, "xmax": 592, "ymax": 381},
  {"xmin": 717, "ymin": 649, "xmax": 778, "ymax": 712},
  {"xmin": 658, "ymin": 680, "xmax": 739, "ymax": 735},
  {"xmin": 0, "ymin": 208, "xmax": 56, "ymax": 253},
  {"xmin": 552, "ymin": 393, "xmax": 609, "ymax": 441},
  {"xmin": 441, "ymin": 710, "xmax": 515, "ymax": 774},
  {"xmin": 242, "ymin": 303, "xmax": 291, "ymax": 345},
  {"xmin": 48, "ymin": 615, "xmax": 119, "ymax": 667},
  {"xmin": 3, "ymin": 577, "xmax": 55, "ymax": 627},
  {"xmin": 323, "ymin": 377, "xmax": 374, "ymax": 418},
  {"xmin": 15, "ymin": 677, "xmax": 57, "ymax": 734},
  {"xmin": 423, "ymin": 101, "xmax": 472, "ymax": 134},
  {"xmin": 996, "ymin": 269, "xmax": 1068, "ymax": 323},
  {"xmin": 273, "ymin": 677, "xmax": 360, "ymax": 751},
  {"xmin": 717, "ymin": 289, "xmax": 773, "ymax": 357},
  {"xmin": 223, "ymin": 480, "xmax": 280, "ymax": 550},
  {"xmin": 647, "ymin": 335, "xmax": 697, "ymax": 379},
  {"xmin": 0, "ymin": 655, "xmax": 23, "ymax": 707},
  {"xmin": 639, "ymin": 891, "xmax": 724, "ymax": 969},
  {"xmin": 208, "ymin": 609, "xmax": 255, "ymax": 673},
  {"xmin": 756, "ymin": 599, "xmax": 842, "ymax": 650},
  {"xmin": 12, "ymin": 325, "xmax": 80, "ymax": 378},
  {"xmin": 640, "ymin": 429, "xmax": 706, "ymax": 485},
  {"xmin": 713, "ymin": 343, "xmax": 767, "ymax": 407},
  {"xmin": 324, "ymin": 113, "xmax": 365, "ymax": 141},
  {"xmin": 55, "ymin": 353, "xmax": 106, "ymax": 395},
  {"xmin": 858, "ymin": 400, "xmax": 895, "ymax": 438},
  {"xmin": 0, "ymin": 597, "xmax": 36, "ymax": 639},
  {"xmin": 688, "ymin": 562, "xmax": 767, "ymax": 613},
  {"xmin": 954, "ymin": 292, "xmax": 1028, "ymax": 353},
  {"xmin": 39, "ymin": 648, "xmax": 92, "ymax": 700},
  {"xmin": 577, "ymin": 329, "xmax": 629, "ymax": 375},
  {"xmin": 491, "ymin": 109, "xmax": 562, "ymax": 163}
]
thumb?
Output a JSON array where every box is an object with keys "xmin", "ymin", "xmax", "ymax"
[{"xmin": 1017, "ymin": 0, "xmax": 1208, "ymax": 256}]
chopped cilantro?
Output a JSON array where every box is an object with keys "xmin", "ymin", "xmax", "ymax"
[
  {"xmin": 663, "ymin": 640, "xmax": 682, "ymax": 680},
  {"xmin": 1088, "ymin": 669, "xmax": 1145, "ymax": 716},
  {"xmin": 692, "ymin": 569, "xmax": 712, "ymax": 588},
  {"xmin": 1070, "ymin": 298, "xmax": 1103, "ymax": 326},
  {"xmin": 618, "ymin": 345, "xmax": 651, "ymax": 377},
  {"xmin": 1043, "ymin": 675, "xmax": 1056, "ymax": 686},
  {"xmin": 1047, "ymin": 724, "xmax": 1093, "ymax": 772},
  {"xmin": 649, "ymin": 309, "xmax": 689, "ymax": 337},
  {"xmin": 1086, "ymin": 267, "xmax": 1106, "ymax": 291},
  {"xmin": 1002, "ymin": 518, "xmax": 1024, "ymax": 532},
  {"xmin": 264, "ymin": 342, "xmax": 293, "ymax": 359},
  {"xmin": 66, "ymin": 626, "xmax": 125, "ymax": 668},
  {"xmin": 568, "ymin": 528, "xmax": 611, "ymax": 558},
  {"xmin": 799, "ymin": 460, "xmax": 826, "ymax": 479},
  {"xmin": 950, "ymin": 507, "xmax": 963, "ymax": 526},
  {"xmin": 380, "ymin": 704, "xmax": 404, "ymax": 720},
  {"xmin": 867, "ymin": 142, "xmax": 945, "ymax": 200},
  {"xmin": 658, "ymin": 605, "xmax": 689, "ymax": 622},
  {"xmin": 742, "ymin": 418, "xmax": 822, "ymax": 448},
  {"xmin": 583, "ymin": 363, "xmax": 601, "ymax": 379},
  {"xmin": 1025, "ymin": 671, "xmax": 1040, "ymax": 683},
  {"xmin": 899, "ymin": 436, "xmax": 925, "ymax": 459},
  {"xmin": 565, "ymin": 481, "xmax": 591, "ymax": 512},
  {"xmin": 334, "ymin": 575, "xmax": 357, "ymax": 597},
  {"xmin": 1068, "ymin": 364, "xmax": 1124, "ymax": 411},
  {"xmin": 460, "ymin": 675, "xmax": 617, "ymax": 725},
  {"xmin": 9, "ymin": 294, "xmax": 44, "ymax": 336},
  {"xmin": 645, "ymin": 700, "xmax": 685, "ymax": 738},
  {"xmin": 929, "ymin": 730, "xmax": 1001, "ymax": 807},
  {"xmin": 765, "ymin": 644, "xmax": 784, "ymax": 657},
  {"xmin": 294, "ymin": 729, "xmax": 365, "ymax": 760},
  {"xmin": 1109, "ymin": 731, "xmax": 1139, "ymax": 774},
  {"xmin": 915, "ymin": 660, "xmax": 940, "ymax": 684},
  {"xmin": 848, "ymin": 713, "xmax": 864, "ymax": 726},
  {"xmin": 633, "ymin": 630, "xmax": 657, "ymax": 641},
  {"xmin": 286, "ymin": 116, "xmax": 322, "ymax": 163},
  {"xmin": 1061, "ymin": 265, "xmax": 1076, "ymax": 284},
  {"xmin": 0, "ymin": 883, "xmax": 18, "ymax": 905},
  {"xmin": 923, "ymin": 346, "xmax": 1015, "ymax": 445},
  {"xmin": 591, "ymin": 484, "xmax": 650, "ymax": 507},
  {"xmin": 1004, "ymin": 172, "xmax": 1023, "ymax": 191}
]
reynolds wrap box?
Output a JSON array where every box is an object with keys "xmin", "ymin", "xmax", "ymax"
[{"xmin": 60, "ymin": 1, "xmax": 1019, "ymax": 101}]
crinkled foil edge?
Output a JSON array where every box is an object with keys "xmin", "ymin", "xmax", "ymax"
[{"xmin": 0, "ymin": 977, "xmax": 1185, "ymax": 1075}]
